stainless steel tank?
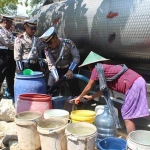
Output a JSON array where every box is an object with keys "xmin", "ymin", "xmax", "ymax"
[{"xmin": 33, "ymin": 0, "xmax": 150, "ymax": 78}]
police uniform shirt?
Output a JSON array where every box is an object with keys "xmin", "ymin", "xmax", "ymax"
[
  {"xmin": 14, "ymin": 32, "xmax": 43, "ymax": 61},
  {"xmin": 45, "ymin": 38, "xmax": 80, "ymax": 71},
  {"xmin": 0, "ymin": 24, "xmax": 15, "ymax": 50}
]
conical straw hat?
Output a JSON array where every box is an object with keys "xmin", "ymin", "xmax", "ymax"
[{"xmin": 78, "ymin": 51, "xmax": 109, "ymax": 67}]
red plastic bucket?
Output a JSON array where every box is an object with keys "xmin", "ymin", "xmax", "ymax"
[{"xmin": 16, "ymin": 93, "xmax": 52, "ymax": 115}]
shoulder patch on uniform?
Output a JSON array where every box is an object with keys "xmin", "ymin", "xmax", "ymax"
[
  {"xmin": 45, "ymin": 50, "xmax": 49, "ymax": 56},
  {"xmin": 64, "ymin": 39, "xmax": 71, "ymax": 44},
  {"xmin": 17, "ymin": 34, "xmax": 24, "ymax": 38},
  {"xmin": 16, "ymin": 38, "xmax": 20, "ymax": 43},
  {"xmin": 0, "ymin": 29, "xmax": 5, "ymax": 34}
]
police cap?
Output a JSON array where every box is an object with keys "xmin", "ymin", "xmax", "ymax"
[
  {"xmin": 1, "ymin": 15, "xmax": 15, "ymax": 22},
  {"xmin": 24, "ymin": 19, "xmax": 37, "ymax": 26},
  {"xmin": 39, "ymin": 26, "xmax": 57, "ymax": 43}
]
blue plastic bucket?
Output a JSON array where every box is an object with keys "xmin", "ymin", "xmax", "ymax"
[
  {"xmin": 52, "ymin": 96, "xmax": 67, "ymax": 109},
  {"xmin": 97, "ymin": 137, "xmax": 127, "ymax": 150},
  {"xmin": 14, "ymin": 71, "xmax": 46, "ymax": 103}
]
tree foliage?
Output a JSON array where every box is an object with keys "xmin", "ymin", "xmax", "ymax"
[
  {"xmin": 25, "ymin": 0, "xmax": 45, "ymax": 16},
  {"xmin": 30, "ymin": 0, "xmax": 45, "ymax": 8},
  {"xmin": 0, "ymin": 0, "xmax": 28, "ymax": 14},
  {"xmin": 0, "ymin": 0, "xmax": 19, "ymax": 9},
  {"xmin": 0, "ymin": 3, "xmax": 18, "ymax": 15},
  {"xmin": 0, "ymin": 0, "xmax": 46, "ymax": 16}
]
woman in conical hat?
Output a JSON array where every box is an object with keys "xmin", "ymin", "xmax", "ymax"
[
  {"xmin": 74, "ymin": 51, "xmax": 149, "ymax": 135},
  {"xmin": 78, "ymin": 51, "xmax": 109, "ymax": 67}
]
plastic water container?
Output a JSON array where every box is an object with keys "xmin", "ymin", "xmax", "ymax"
[
  {"xmin": 51, "ymin": 96, "xmax": 67, "ymax": 109},
  {"xmin": 14, "ymin": 71, "xmax": 46, "ymax": 103},
  {"xmin": 127, "ymin": 130, "xmax": 150, "ymax": 150},
  {"xmin": 37, "ymin": 117, "xmax": 69, "ymax": 150},
  {"xmin": 97, "ymin": 137, "xmax": 127, "ymax": 150},
  {"xmin": 65, "ymin": 122, "xmax": 97, "ymax": 150},
  {"xmin": 16, "ymin": 93, "xmax": 52, "ymax": 115},
  {"xmin": 95, "ymin": 105, "xmax": 118, "ymax": 116},
  {"xmin": 70, "ymin": 110, "xmax": 96, "ymax": 123},
  {"xmin": 95, "ymin": 105, "xmax": 117, "ymax": 140},
  {"xmin": 44, "ymin": 109, "xmax": 69, "ymax": 119},
  {"xmin": 15, "ymin": 111, "xmax": 42, "ymax": 150}
]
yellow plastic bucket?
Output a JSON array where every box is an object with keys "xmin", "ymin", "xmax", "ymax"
[{"xmin": 70, "ymin": 110, "xmax": 96, "ymax": 123}]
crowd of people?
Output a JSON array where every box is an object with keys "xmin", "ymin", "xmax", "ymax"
[{"xmin": 0, "ymin": 15, "xmax": 149, "ymax": 135}]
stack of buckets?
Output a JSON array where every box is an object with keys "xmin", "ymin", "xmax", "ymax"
[
  {"xmin": 15, "ymin": 109, "xmax": 98, "ymax": 150},
  {"xmin": 14, "ymin": 93, "xmax": 127, "ymax": 149}
]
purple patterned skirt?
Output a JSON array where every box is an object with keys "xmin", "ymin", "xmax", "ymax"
[{"xmin": 121, "ymin": 77, "xmax": 149, "ymax": 119}]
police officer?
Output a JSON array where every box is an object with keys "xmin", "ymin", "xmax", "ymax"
[
  {"xmin": 0, "ymin": 15, "xmax": 16, "ymax": 98},
  {"xmin": 14, "ymin": 19, "xmax": 44, "ymax": 72},
  {"xmin": 40, "ymin": 26, "xmax": 81, "ymax": 96}
]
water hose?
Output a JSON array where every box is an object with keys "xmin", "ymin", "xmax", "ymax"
[
  {"xmin": 73, "ymin": 74, "xmax": 89, "ymax": 83},
  {"xmin": 47, "ymin": 74, "xmax": 89, "ymax": 94}
]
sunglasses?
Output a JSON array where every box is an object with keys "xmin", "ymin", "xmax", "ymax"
[{"xmin": 28, "ymin": 25, "xmax": 37, "ymax": 30}]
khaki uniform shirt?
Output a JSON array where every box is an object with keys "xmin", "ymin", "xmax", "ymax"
[
  {"xmin": 0, "ymin": 24, "xmax": 14, "ymax": 50},
  {"xmin": 45, "ymin": 38, "xmax": 80, "ymax": 71},
  {"xmin": 14, "ymin": 32, "xmax": 44, "ymax": 61}
]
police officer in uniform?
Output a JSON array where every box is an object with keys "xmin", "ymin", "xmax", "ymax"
[
  {"xmin": 40, "ymin": 26, "xmax": 81, "ymax": 96},
  {"xmin": 14, "ymin": 19, "xmax": 44, "ymax": 72},
  {"xmin": 0, "ymin": 15, "xmax": 16, "ymax": 98}
]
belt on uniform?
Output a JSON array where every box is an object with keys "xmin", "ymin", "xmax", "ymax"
[
  {"xmin": 57, "ymin": 64, "xmax": 69, "ymax": 69},
  {"xmin": 22, "ymin": 59, "xmax": 38, "ymax": 64}
]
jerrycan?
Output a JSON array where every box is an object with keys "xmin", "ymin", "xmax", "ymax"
[{"xmin": 94, "ymin": 105, "xmax": 117, "ymax": 141}]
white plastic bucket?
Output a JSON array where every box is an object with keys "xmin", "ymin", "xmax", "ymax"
[
  {"xmin": 95, "ymin": 105, "xmax": 118, "ymax": 116},
  {"xmin": 65, "ymin": 122, "xmax": 97, "ymax": 150},
  {"xmin": 44, "ymin": 109, "xmax": 69, "ymax": 119},
  {"xmin": 37, "ymin": 117, "xmax": 69, "ymax": 150},
  {"xmin": 15, "ymin": 111, "xmax": 42, "ymax": 150},
  {"xmin": 127, "ymin": 130, "xmax": 150, "ymax": 150}
]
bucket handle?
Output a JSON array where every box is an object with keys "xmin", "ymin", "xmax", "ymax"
[
  {"xmin": 51, "ymin": 123, "xmax": 70, "ymax": 150},
  {"xmin": 67, "ymin": 118, "xmax": 71, "ymax": 124},
  {"xmin": 48, "ymin": 122, "xmax": 69, "ymax": 134},
  {"xmin": 31, "ymin": 119, "xmax": 39, "ymax": 124},
  {"xmin": 66, "ymin": 133, "xmax": 93, "ymax": 141},
  {"xmin": 60, "ymin": 133, "xmax": 76, "ymax": 150},
  {"xmin": 32, "ymin": 118, "xmax": 71, "ymax": 129},
  {"xmin": 61, "ymin": 133, "xmax": 91, "ymax": 150},
  {"xmin": 15, "ymin": 119, "xmax": 38, "ymax": 126}
]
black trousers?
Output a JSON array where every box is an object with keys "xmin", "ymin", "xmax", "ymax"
[
  {"xmin": 0, "ymin": 50, "xmax": 16, "ymax": 97},
  {"xmin": 48, "ymin": 67, "xmax": 81, "ymax": 96}
]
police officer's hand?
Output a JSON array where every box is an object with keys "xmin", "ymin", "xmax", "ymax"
[
  {"xmin": 15, "ymin": 67, "xmax": 22, "ymax": 73},
  {"xmin": 40, "ymin": 67, "xmax": 44, "ymax": 73},
  {"xmin": 65, "ymin": 70, "xmax": 73, "ymax": 79},
  {"xmin": 55, "ymin": 78, "xmax": 59, "ymax": 82}
]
